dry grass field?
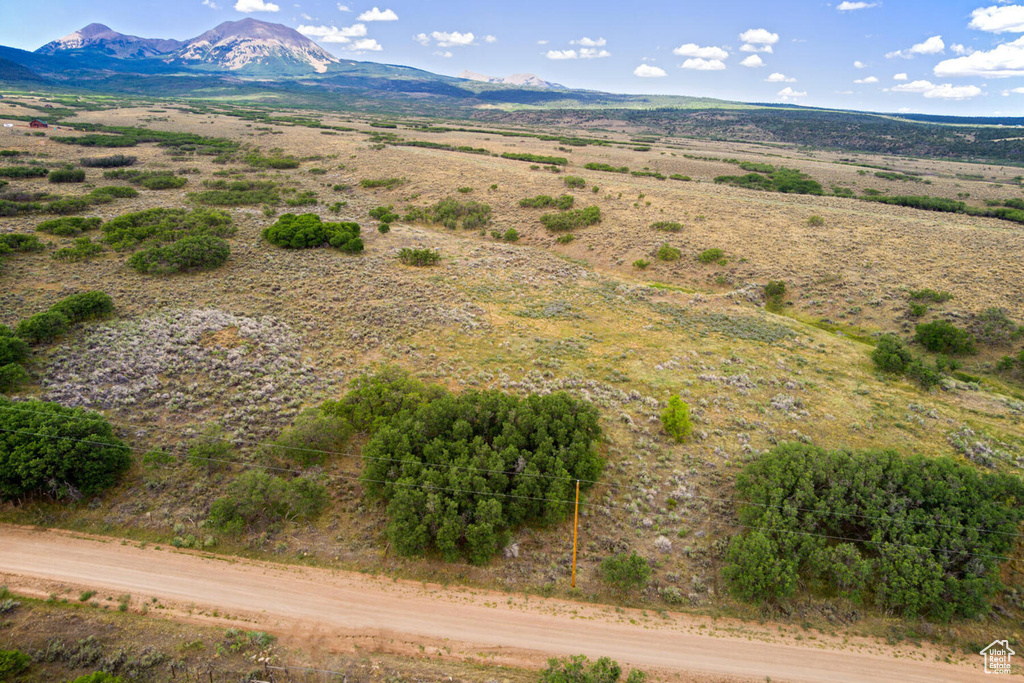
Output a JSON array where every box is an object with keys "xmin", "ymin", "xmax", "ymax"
[{"xmin": 1, "ymin": 93, "xmax": 1023, "ymax": 662}]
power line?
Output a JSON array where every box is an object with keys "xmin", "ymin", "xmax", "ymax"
[
  {"xmin": 0, "ymin": 423, "xmax": 1019, "ymax": 563},
  {"xmin": 3, "ymin": 402, "xmax": 1023, "ymax": 543}
]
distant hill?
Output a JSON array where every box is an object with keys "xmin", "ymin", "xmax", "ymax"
[
  {"xmin": 457, "ymin": 70, "xmax": 564, "ymax": 89},
  {"xmin": 169, "ymin": 18, "xmax": 339, "ymax": 74},
  {"xmin": 37, "ymin": 23, "xmax": 182, "ymax": 58},
  {"xmin": 0, "ymin": 56, "xmax": 45, "ymax": 83}
]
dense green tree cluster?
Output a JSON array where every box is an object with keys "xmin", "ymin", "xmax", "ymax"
[
  {"xmin": 189, "ymin": 179, "xmax": 280, "ymax": 206},
  {"xmin": 723, "ymin": 443, "xmax": 1024, "ymax": 619},
  {"xmin": 539, "ymin": 206, "xmax": 601, "ymax": 232},
  {"xmin": 101, "ymin": 208, "xmax": 234, "ymax": 250},
  {"xmin": 403, "ymin": 198, "xmax": 492, "ymax": 230},
  {"xmin": 102, "ymin": 169, "xmax": 188, "ymax": 190},
  {"xmin": 500, "ymin": 152, "xmax": 568, "ymax": 166},
  {"xmin": 520, "ymin": 195, "xmax": 574, "ymax": 210},
  {"xmin": 714, "ymin": 166, "xmax": 824, "ymax": 195},
  {"xmin": 327, "ymin": 369, "xmax": 603, "ymax": 564},
  {"xmin": 914, "ymin": 320, "xmax": 977, "ymax": 355},
  {"xmin": 79, "ymin": 154, "xmax": 136, "ymax": 168},
  {"xmin": 127, "ymin": 234, "xmax": 230, "ymax": 274},
  {"xmin": 261, "ymin": 213, "xmax": 363, "ymax": 253},
  {"xmin": 36, "ymin": 216, "xmax": 102, "ymax": 236},
  {"xmin": 0, "ymin": 397, "xmax": 131, "ymax": 500}
]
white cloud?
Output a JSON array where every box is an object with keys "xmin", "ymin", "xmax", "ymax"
[
  {"xmin": 740, "ymin": 54, "xmax": 765, "ymax": 67},
  {"xmin": 337, "ymin": 4, "xmax": 350, "ymax": 11},
  {"xmin": 673, "ymin": 43, "xmax": 729, "ymax": 60},
  {"xmin": 234, "ymin": 0, "xmax": 278, "ymax": 11},
  {"xmin": 934, "ymin": 36, "xmax": 1024, "ymax": 76},
  {"xmin": 580, "ymin": 48, "xmax": 611, "ymax": 58},
  {"xmin": 854, "ymin": 75, "xmax": 879, "ymax": 83},
  {"xmin": 358, "ymin": 7, "xmax": 398, "ymax": 21},
  {"xmin": 887, "ymin": 35, "xmax": 945, "ymax": 58},
  {"xmin": 350, "ymin": 38, "xmax": 382, "ymax": 51},
  {"xmin": 777, "ymin": 86, "xmax": 807, "ymax": 99},
  {"xmin": 301, "ymin": 12, "xmax": 312, "ymax": 20},
  {"xmin": 1006, "ymin": 86, "xmax": 1024, "ymax": 94},
  {"xmin": 546, "ymin": 49, "xmax": 577, "ymax": 60},
  {"xmin": 298, "ymin": 23, "xmax": 367, "ymax": 43},
  {"xmin": 837, "ymin": 1, "xmax": 878, "ymax": 10},
  {"xmin": 893, "ymin": 72, "xmax": 908, "ymax": 80},
  {"xmin": 853, "ymin": 60, "xmax": 866, "ymax": 68},
  {"xmin": 765, "ymin": 72, "xmax": 795, "ymax": 82},
  {"xmin": 969, "ymin": 4, "xmax": 1024, "ymax": 33},
  {"xmin": 634, "ymin": 64, "xmax": 667, "ymax": 77},
  {"xmin": 537, "ymin": 40, "xmax": 548, "ymax": 45},
  {"xmin": 951, "ymin": 43, "xmax": 974, "ymax": 56},
  {"xmin": 892, "ymin": 79, "xmax": 982, "ymax": 99},
  {"xmin": 485, "ymin": 35, "xmax": 497, "ymax": 43},
  {"xmin": 681, "ymin": 57, "xmax": 726, "ymax": 70},
  {"xmin": 416, "ymin": 30, "xmax": 475, "ymax": 47},
  {"xmin": 739, "ymin": 28, "xmax": 779, "ymax": 46},
  {"xmin": 572, "ymin": 37, "xmax": 606, "ymax": 47},
  {"xmin": 740, "ymin": 43, "xmax": 773, "ymax": 53},
  {"xmin": 434, "ymin": 50, "xmax": 452, "ymax": 58},
  {"xmin": 835, "ymin": 90, "xmax": 854, "ymax": 95},
  {"xmin": 202, "ymin": 0, "xmax": 219, "ymax": 8}
]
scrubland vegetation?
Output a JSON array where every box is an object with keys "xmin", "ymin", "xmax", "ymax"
[{"xmin": 1, "ymin": 92, "xmax": 1023, "ymax": 677}]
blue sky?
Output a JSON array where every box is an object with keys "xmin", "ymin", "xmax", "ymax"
[{"xmin": 2, "ymin": 1, "xmax": 1024, "ymax": 116}]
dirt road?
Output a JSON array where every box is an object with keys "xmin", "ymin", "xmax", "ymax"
[{"xmin": 0, "ymin": 525, "xmax": 990, "ymax": 682}]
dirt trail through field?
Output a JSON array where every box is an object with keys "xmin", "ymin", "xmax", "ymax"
[{"xmin": 0, "ymin": 524, "xmax": 989, "ymax": 682}]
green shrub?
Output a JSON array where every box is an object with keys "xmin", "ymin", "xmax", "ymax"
[
  {"xmin": 0, "ymin": 166, "xmax": 47, "ymax": 178},
  {"xmin": 397, "ymin": 248, "xmax": 441, "ymax": 266},
  {"xmin": 669, "ymin": 174, "xmax": 691, "ymax": 181},
  {"xmin": 127, "ymin": 234, "xmax": 230, "ymax": 274},
  {"xmin": 715, "ymin": 167, "xmax": 823, "ymax": 195},
  {"xmin": 190, "ymin": 179, "xmax": 279, "ymax": 206},
  {"xmin": 66, "ymin": 673, "xmax": 126, "ymax": 683},
  {"xmin": 0, "ymin": 363, "xmax": 30, "ymax": 392},
  {"xmin": 540, "ymin": 656, "xmax": 646, "ymax": 683},
  {"xmin": 909, "ymin": 288, "xmax": 953, "ymax": 303},
  {"xmin": 583, "ymin": 162, "xmax": 628, "ymax": 173},
  {"xmin": 632, "ymin": 259, "xmax": 650, "ymax": 270},
  {"xmin": 539, "ymin": 206, "xmax": 600, "ymax": 232},
  {"xmin": 871, "ymin": 334, "xmax": 914, "ymax": 374},
  {"xmin": 102, "ymin": 207, "xmax": 234, "ymax": 250},
  {"xmin": 377, "ymin": 223, "xmax": 390, "ymax": 234},
  {"xmin": 600, "ymin": 552, "xmax": 651, "ymax": 592},
  {"xmin": 656, "ymin": 244, "xmax": 681, "ymax": 262},
  {"xmin": 243, "ymin": 152, "xmax": 300, "ymax": 169},
  {"xmin": 915, "ymin": 320, "xmax": 976, "ymax": 355},
  {"xmin": 630, "ymin": 170, "xmax": 666, "ymax": 180},
  {"xmin": 268, "ymin": 408, "xmax": 353, "ymax": 467},
  {"xmin": 262, "ymin": 213, "xmax": 363, "ymax": 253},
  {"xmin": 15, "ymin": 311, "xmax": 70, "ymax": 344},
  {"xmin": 360, "ymin": 177, "xmax": 406, "ymax": 189},
  {"xmin": 53, "ymin": 237, "xmax": 104, "ymax": 262},
  {"xmin": 36, "ymin": 216, "xmax": 101, "ymax": 236},
  {"xmin": 0, "ymin": 334, "xmax": 28, "ymax": 366},
  {"xmin": 501, "ymin": 152, "xmax": 568, "ymax": 166},
  {"xmin": 0, "ymin": 397, "xmax": 131, "ymax": 500},
  {"xmin": 909, "ymin": 302, "xmax": 928, "ymax": 317},
  {"xmin": 764, "ymin": 280, "xmax": 786, "ymax": 311},
  {"xmin": 0, "ymin": 649, "xmax": 30, "ymax": 679},
  {"xmin": 660, "ymin": 396, "xmax": 692, "ymax": 443},
  {"xmin": 503, "ymin": 228, "xmax": 519, "ymax": 242},
  {"xmin": 369, "ymin": 205, "xmax": 399, "ymax": 223},
  {"xmin": 697, "ymin": 248, "xmax": 724, "ymax": 264},
  {"xmin": 208, "ymin": 470, "xmax": 327, "ymax": 534},
  {"xmin": 403, "ymin": 199, "xmax": 492, "ymax": 230},
  {"xmin": 650, "ymin": 221, "xmax": 682, "ymax": 232},
  {"xmin": 0, "ymin": 233, "xmax": 44, "ymax": 254},
  {"xmin": 79, "ymin": 154, "xmax": 136, "ymax": 168},
  {"xmin": 563, "ymin": 175, "xmax": 586, "ymax": 189},
  {"xmin": 127, "ymin": 172, "xmax": 188, "ymax": 190},
  {"xmin": 970, "ymin": 307, "xmax": 1020, "ymax": 346},
  {"xmin": 348, "ymin": 369, "xmax": 602, "ymax": 564},
  {"xmin": 48, "ymin": 167, "xmax": 86, "ymax": 184},
  {"xmin": 807, "ymin": 215, "xmax": 824, "ymax": 226},
  {"xmin": 723, "ymin": 443, "xmax": 1024, "ymax": 619},
  {"xmin": 556, "ymin": 234, "xmax": 575, "ymax": 244},
  {"xmin": 49, "ymin": 291, "xmax": 114, "ymax": 323}
]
